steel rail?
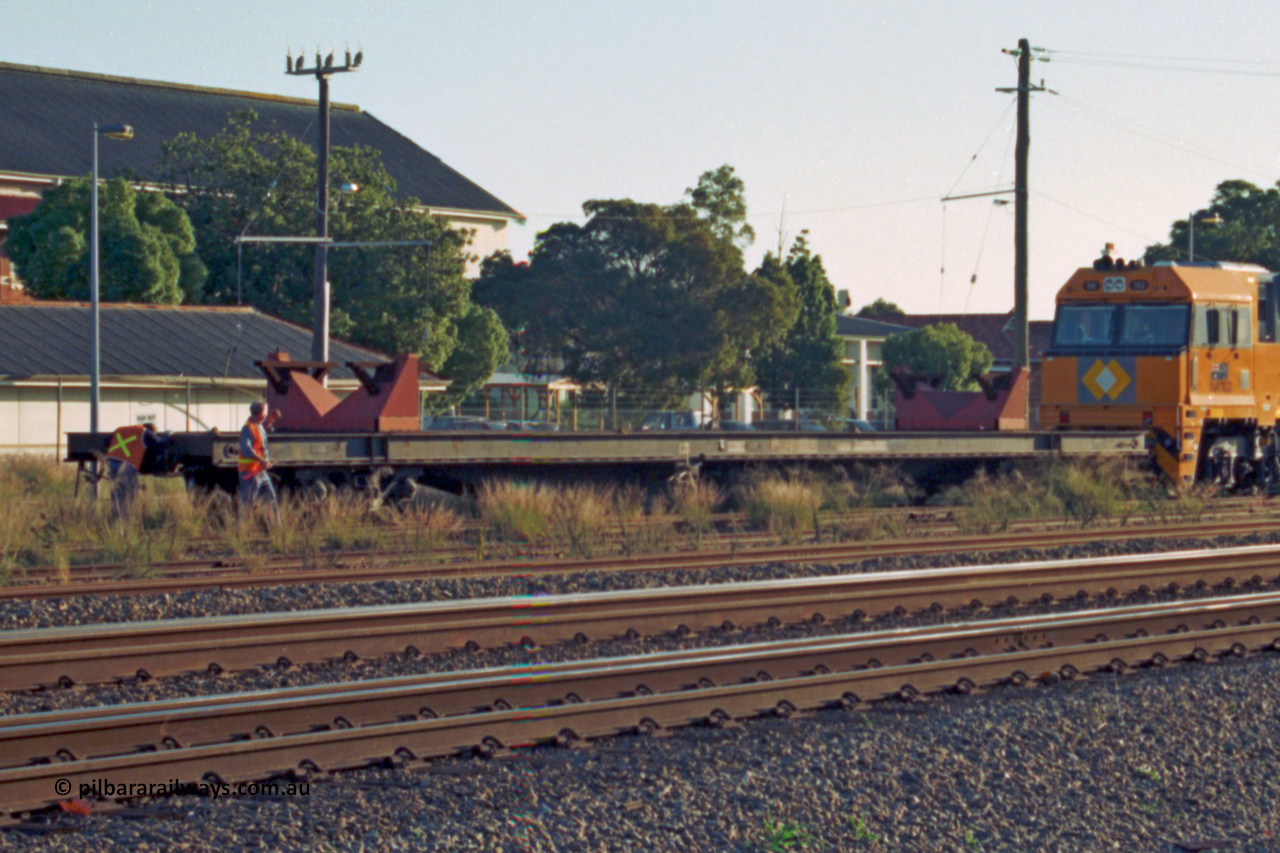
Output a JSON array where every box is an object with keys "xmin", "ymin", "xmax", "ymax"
[
  {"xmin": 1, "ymin": 591, "xmax": 1277, "ymax": 770},
  {"xmin": 0, "ymin": 593, "xmax": 1277, "ymax": 817},
  {"xmin": 2, "ymin": 543, "xmax": 1280, "ymax": 692},
  {"xmin": 2, "ymin": 513, "xmax": 1275, "ymax": 602}
]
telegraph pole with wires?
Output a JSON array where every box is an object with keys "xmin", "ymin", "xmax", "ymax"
[{"xmin": 997, "ymin": 38, "xmax": 1046, "ymax": 374}]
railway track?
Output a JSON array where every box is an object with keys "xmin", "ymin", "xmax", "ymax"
[
  {"xmin": 1, "ymin": 590, "xmax": 1276, "ymax": 819},
  {"xmin": 6, "ymin": 498, "xmax": 1273, "ymax": 594},
  {"xmin": 2, "ymin": 509, "xmax": 1277, "ymax": 602},
  {"xmin": 3, "ymin": 542, "xmax": 1279, "ymax": 691}
]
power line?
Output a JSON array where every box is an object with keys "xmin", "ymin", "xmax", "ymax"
[
  {"xmin": 1047, "ymin": 49, "xmax": 1280, "ymax": 67},
  {"xmin": 1046, "ymin": 55, "xmax": 1280, "ymax": 78},
  {"xmin": 1031, "ymin": 189, "xmax": 1164, "ymax": 244},
  {"xmin": 517, "ymin": 194, "xmax": 941, "ymax": 222},
  {"xmin": 1042, "ymin": 94, "xmax": 1278, "ymax": 180}
]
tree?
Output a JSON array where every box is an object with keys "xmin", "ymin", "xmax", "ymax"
[
  {"xmin": 856, "ymin": 298, "xmax": 905, "ymax": 318},
  {"xmin": 753, "ymin": 233, "xmax": 851, "ymax": 413},
  {"xmin": 1145, "ymin": 179, "xmax": 1280, "ymax": 267},
  {"xmin": 156, "ymin": 111, "xmax": 505, "ymax": 403},
  {"xmin": 881, "ymin": 323, "xmax": 993, "ymax": 391},
  {"xmin": 473, "ymin": 169, "xmax": 794, "ymax": 403},
  {"xmin": 7, "ymin": 177, "xmax": 205, "ymax": 303},
  {"xmin": 685, "ymin": 164, "xmax": 755, "ymax": 248}
]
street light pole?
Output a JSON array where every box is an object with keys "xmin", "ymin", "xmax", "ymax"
[
  {"xmin": 1188, "ymin": 210, "xmax": 1223, "ymax": 262},
  {"xmin": 90, "ymin": 122, "xmax": 133, "ymax": 498},
  {"xmin": 287, "ymin": 47, "xmax": 361, "ymax": 370}
]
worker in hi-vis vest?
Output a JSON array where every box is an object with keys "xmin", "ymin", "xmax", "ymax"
[
  {"xmin": 103, "ymin": 422, "xmax": 154, "ymax": 519},
  {"xmin": 238, "ymin": 401, "xmax": 279, "ymax": 519}
]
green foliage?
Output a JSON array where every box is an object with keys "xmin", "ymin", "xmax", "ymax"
[
  {"xmin": 685, "ymin": 164, "xmax": 755, "ymax": 248},
  {"xmin": 473, "ymin": 166, "xmax": 793, "ymax": 399},
  {"xmin": 1145, "ymin": 179, "xmax": 1280, "ymax": 266},
  {"xmin": 855, "ymin": 297, "xmax": 904, "ymax": 318},
  {"xmin": 881, "ymin": 323, "xmax": 993, "ymax": 391},
  {"xmin": 7, "ymin": 177, "xmax": 205, "ymax": 303},
  {"xmin": 157, "ymin": 111, "xmax": 505, "ymax": 398},
  {"xmin": 848, "ymin": 814, "xmax": 881, "ymax": 843},
  {"xmin": 753, "ymin": 233, "xmax": 852, "ymax": 412},
  {"xmin": 761, "ymin": 816, "xmax": 817, "ymax": 851}
]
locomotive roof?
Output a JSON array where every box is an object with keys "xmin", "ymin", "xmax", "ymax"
[{"xmin": 1056, "ymin": 262, "xmax": 1268, "ymax": 305}]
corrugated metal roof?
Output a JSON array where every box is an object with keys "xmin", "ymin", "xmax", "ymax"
[
  {"xmin": 0, "ymin": 302, "xmax": 423, "ymax": 381},
  {"xmin": 0, "ymin": 62, "xmax": 520, "ymax": 219}
]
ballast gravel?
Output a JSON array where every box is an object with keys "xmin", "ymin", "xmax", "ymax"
[
  {"xmin": 2, "ymin": 529, "xmax": 1279, "ymax": 633},
  {"xmin": 4, "ymin": 644, "xmax": 1280, "ymax": 851}
]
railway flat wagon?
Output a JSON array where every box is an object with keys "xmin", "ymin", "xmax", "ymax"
[{"xmin": 67, "ymin": 426, "xmax": 1143, "ymax": 496}]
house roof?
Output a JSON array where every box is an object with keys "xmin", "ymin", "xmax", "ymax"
[
  {"xmin": 0, "ymin": 302, "xmax": 445, "ymax": 385},
  {"xmin": 0, "ymin": 62, "xmax": 520, "ymax": 220},
  {"xmin": 857, "ymin": 311, "xmax": 1054, "ymax": 363},
  {"xmin": 834, "ymin": 314, "xmax": 912, "ymax": 339}
]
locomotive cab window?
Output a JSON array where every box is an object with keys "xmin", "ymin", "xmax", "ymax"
[
  {"xmin": 1118, "ymin": 305, "xmax": 1190, "ymax": 348},
  {"xmin": 1234, "ymin": 305, "xmax": 1252, "ymax": 349},
  {"xmin": 1053, "ymin": 305, "xmax": 1116, "ymax": 347},
  {"xmin": 1196, "ymin": 306, "xmax": 1222, "ymax": 347},
  {"xmin": 1260, "ymin": 281, "xmax": 1277, "ymax": 343}
]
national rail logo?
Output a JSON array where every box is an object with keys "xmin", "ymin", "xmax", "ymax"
[{"xmin": 1081, "ymin": 358, "xmax": 1132, "ymax": 402}]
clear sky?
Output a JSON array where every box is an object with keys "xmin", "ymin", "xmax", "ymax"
[{"xmin": 8, "ymin": 1, "xmax": 1280, "ymax": 320}]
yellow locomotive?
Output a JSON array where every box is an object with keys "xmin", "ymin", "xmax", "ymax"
[{"xmin": 1042, "ymin": 252, "xmax": 1278, "ymax": 488}]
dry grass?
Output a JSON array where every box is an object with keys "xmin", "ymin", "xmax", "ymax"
[
  {"xmin": 478, "ymin": 480, "xmax": 556, "ymax": 555},
  {"xmin": 739, "ymin": 476, "xmax": 822, "ymax": 544},
  {"xmin": 669, "ymin": 479, "xmax": 723, "ymax": 546},
  {"xmin": 0, "ymin": 453, "xmax": 1197, "ymax": 580},
  {"xmin": 548, "ymin": 484, "xmax": 614, "ymax": 557},
  {"xmin": 935, "ymin": 458, "xmax": 1149, "ymax": 534}
]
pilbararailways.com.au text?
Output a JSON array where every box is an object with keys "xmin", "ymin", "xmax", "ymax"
[{"xmin": 57, "ymin": 778, "xmax": 311, "ymax": 800}]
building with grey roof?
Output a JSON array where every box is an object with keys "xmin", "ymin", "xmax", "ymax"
[
  {"xmin": 0, "ymin": 61, "xmax": 523, "ymax": 283},
  {"xmin": 834, "ymin": 313, "xmax": 911, "ymax": 422},
  {"xmin": 0, "ymin": 302, "xmax": 446, "ymax": 456}
]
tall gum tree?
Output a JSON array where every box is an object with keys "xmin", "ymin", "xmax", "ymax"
[
  {"xmin": 473, "ymin": 167, "xmax": 794, "ymax": 407},
  {"xmin": 753, "ymin": 233, "xmax": 851, "ymax": 413}
]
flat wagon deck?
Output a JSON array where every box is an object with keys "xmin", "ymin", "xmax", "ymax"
[{"xmin": 66, "ymin": 428, "xmax": 1145, "ymax": 494}]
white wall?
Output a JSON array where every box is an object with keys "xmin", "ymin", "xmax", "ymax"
[{"xmin": 0, "ymin": 383, "xmax": 264, "ymax": 456}]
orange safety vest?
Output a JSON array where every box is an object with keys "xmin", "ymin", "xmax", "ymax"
[
  {"xmin": 105, "ymin": 425, "xmax": 147, "ymax": 470},
  {"xmin": 238, "ymin": 420, "xmax": 266, "ymax": 479}
]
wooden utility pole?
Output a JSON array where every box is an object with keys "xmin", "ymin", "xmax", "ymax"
[
  {"xmin": 998, "ymin": 39, "xmax": 1044, "ymax": 425},
  {"xmin": 997, "ymin": 38, "xmax": 1043, "ymax": 371}
]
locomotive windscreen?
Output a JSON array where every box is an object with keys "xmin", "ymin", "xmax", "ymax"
[{"xmin": 1053, "ymin": 304, "xmax": 1189, "ymax": 349}]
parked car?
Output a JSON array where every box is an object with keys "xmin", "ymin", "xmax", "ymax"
[
  {"xmin": 423, "ymin": 416, "xmax": 509, "ymax": 431},
  {"xmin": 504, "ymin": 420, "xmax": 562, "ymax": 432},
  {"xmin": 640, "ymin": 411, "xmax": 705, "ymax": 430},
  {"xmin": 834, "ymin": 419, "xmax": 880, "ymax": 433},
  {"xmin": 714, "ymin": 420, "xmax": 757, "ymax": 431},
  {"xmin": 753, "ymin": 419, "xmax": 828, "ymax": 432}
]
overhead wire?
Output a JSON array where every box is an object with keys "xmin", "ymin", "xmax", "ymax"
[
  {"xmin": 939, "ymin": 96, "xmax": 1018, "ymax": 309},
  {"xmin": 964, "ymin": 111, "xmax": 1017, "ymax": 312},
  {"xmin": 1042, "ymin": 93, "xmax": 1277, "ymax": 180}
]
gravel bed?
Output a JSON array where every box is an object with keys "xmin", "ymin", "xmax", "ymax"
[
  {"xmin": 3, "ymin": 530, "xmax": 1280, "ymax": 633},
  {"xmin": 4, "ymin": 644, "xmax": 1279, "ymax": 851}
]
